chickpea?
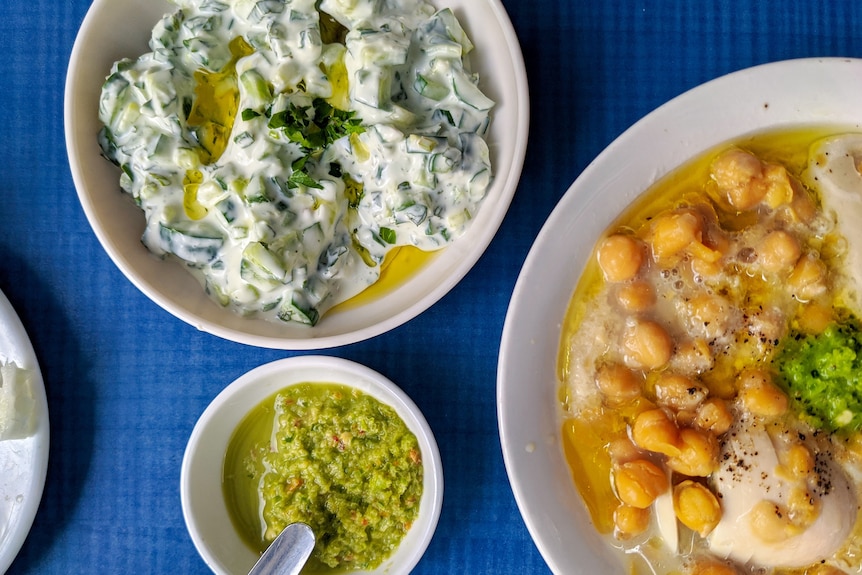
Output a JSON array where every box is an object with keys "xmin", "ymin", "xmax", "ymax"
[
  {"xmin": 594, "ymin": 363, "xmax": 642, "ymax": 405},
  {"xmin": 687, "ymin": 240, "xmax": 723, "ymax": 266},
  {"xmin": 710, "ymin": 149, "xmax": 767, "ymax": 211},
  {"xmin": 613, "ymin": 459, "xmax": 669, "ymax": 508},
  {"xmin": 788, "ymin": 253, "xmax": 827, "ymax": 300},
  {"xmin": 670, "ymin": 338, "xmax": 714, "ymax": 376},
  {"xmin": 666, "ymin": 428, "xmax": 719, "ymax": 477},
  {"xmin": 806, "ymin": 564, "xmax": 850, "ymax": 575},
  {"xmin": 688, "ymin": 559, "xmax": 741, "ymax": 575},
  {"xmin": 631, "ymin": 408, "xmax": 681, "ymax": 457},
  {"xmin": 686, "ymin": 293, "xmax": 733, "ymax": 341},
  {"xmin": 673, "ymin": 480, "xmax": 721, "ymax": 537},
  {"xmin": 623, "ymin": 319, "xmax": 674, "ymax": 370},
  {"xmin": 789, "ymin": 182, "xmax": 817, "ymax": 223},
  {"xmin": 748, "ymin": 500, "xmax": 802, "ymax": 543},
  {"xmin": 608, "ymin": 436, "xmax": 642, "ymax": 464},
  {"xmin": 613, "ymin": 503, "xmax": 651, "ymax": 538},
  {"xmin": 784, "ymin": 443, "xmax": 814, "ymax": 478},
  {"xmin": 597, "ymin": 234, "xmax": 645, "ymax": 282},
  {"xmin": 654, "ymin": 373, "xmax": 708, "ymax": 412},
  {"xmin": 691, "ymin": 255, "xmax": 722, "ymax": 279},
  {"xmin": 787, "ymin": 486, "xmax": 821, "ymax": 527},
  {"xmin": 762, "ymin": 163, "xmax": 795, "ymax": 209},
  {"xmin": 650, "ymin": 211, "xmax": 703, "ymax": 261},
  {"xmin": 675, "ymin": 409, "xmax": 697, "ymax": 428},
  {"xmin": 616, "ymin": 280, "xmax": 656, "ymax": 312},
  {"xmin": 693, "ymin": 398, "xmax": 733, "ymax": 435},
  {"xmin": 737, "ymin": 368, "xmax": 788, "ymax": 418},
  {"xmin": 758, "ymin": 230, "xmax": 802, "ymax": 274},
  {"xmin": 796, "ymin": 302, "xmax": 834, "ymax": 334}
]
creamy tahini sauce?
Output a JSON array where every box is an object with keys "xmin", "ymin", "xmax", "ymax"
[{"xmin": 98, "ymin": 0, "xmax": 493, "ymax": 325}]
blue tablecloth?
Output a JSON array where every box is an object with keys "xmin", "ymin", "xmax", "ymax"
[{"xmin": 2, "ymin": 1, "xmax": 861, "ymax": 573}]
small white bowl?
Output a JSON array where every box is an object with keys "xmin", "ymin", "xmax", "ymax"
[
  {"xmin": 64, "ymin": 0, "xmax": 528, "ymax": 350},
  {"xmin": 497, "ymin": 58, "xmax": 862, "ymax": 574},
  {"xmin": 181, "ymin": 355, "xmax": 443, "ymax": 575}
]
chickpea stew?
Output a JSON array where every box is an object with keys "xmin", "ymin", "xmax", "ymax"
[{"xmin": 558, "ymin": 128, "xmax": 862, "ymax": 575}]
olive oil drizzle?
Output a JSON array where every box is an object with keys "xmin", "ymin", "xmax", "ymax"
[{"xmin": 187, "ymin": 36, "xmax": 254, "ymax": 165}]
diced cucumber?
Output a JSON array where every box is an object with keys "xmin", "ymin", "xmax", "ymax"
[
  {"xmin": 302, "ymin": 222, "xmax": 325, "ymax": 249},
  {"xmin": 370, "ymin": 124, "xmax": 402, "ymax": 144},
  {"xmin": 243, "ymin": 176, "xmax": 269, "ymax": 203},
  {"xmin": 428, "ymin": 8, "xmax": 474, "ymax": 54},
  {"xmin": 318, "ymin": 243, "xmax": 348, "ymax": 278},
  {"xmin": 158, "ymin": 222, "xmax": 224, "ymax": 264},
  {"xmin": 429, "ymin": 151, "xmax": 455, "ymax": 173},
  {"xmin": 422, "ymin": 39, "xmax": 463, "ymax": 61},
  {"xmin": 352, "ymin": 68, "xmax": 390, "ymax": 109},
  {"xmin": 451, "ymin": 70, "xmax": 494, "ymax": 111},
  {"xmin": 394, "ymin": 203, "xmax": 428, "ymax": 225},
  {"xmin": 215, "ymin": 197, "xmax": 238, "ymax": 223},
  {"xmin": 448, "ymin": 208, "xmax": 471, "ymax": 229},
  {"xmin": 239, "ymin": 69, "xmax": 272, "ymax": 109},
  {"xmin": 243, "ymin": 241, "xmax": 287, "ymax": 281},
  {"xmin": 278, "ymin": 294, "xmax": 319, "ymax": 325},
  {"xmin": 413, "ymin": 73, "xmax": 449, "ymax": 101},
  {"xmin": 204, "ymin": 277, "xmax": 230, "ymax": 306},
  {"xmin": 236, "ymin": 0, "xmax": 284, "ymax": 23},
  {"xmin": 406, "ymin": 134, "xmax": 441, "ymax": 153},
  {"xmin": 355, "ymin": 28, "xmax": 409, "ymax": 66}
]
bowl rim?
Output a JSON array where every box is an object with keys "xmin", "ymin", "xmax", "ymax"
[
  {"xmin": 63, "ymin": 0, "xmax": 530, "ymax": 350},
  {"xmin": 180, "ymin": 355, "xmax": 444, "ymax": 575},
  {"xmin": 497, "ymin": 57, "xmax": 862, "ymax": 574}
]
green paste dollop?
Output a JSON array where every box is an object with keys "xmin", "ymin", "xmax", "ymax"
[
  {"xmin": 775, "ymin": 315, "xmax": 862, "ymax": 433},
  {"xmin": 224, "ymin": 382, "xmax": 423, "ymax": 573}
]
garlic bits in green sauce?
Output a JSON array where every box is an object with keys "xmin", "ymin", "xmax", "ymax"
[
  {"xmin": 223, "ymin": 382, "xmax": 423, "ymax": 572},
  {"xmin": 98, "ymin": 0, "xmax": 494, "ymax": 325}
]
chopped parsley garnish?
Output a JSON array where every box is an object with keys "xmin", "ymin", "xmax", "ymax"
[
  {"xmin": 243, "ymin": 98, "xmax": 365, "ymax": 190},
  {"xmin": 241, "ymin": 108, "xmax": 261, "ymax": 121},
  {"xmin": 379, "ymin": 227, "xmax": 396, "ymax": 244}
]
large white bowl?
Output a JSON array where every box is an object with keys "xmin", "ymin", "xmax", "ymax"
[
  {"xmin": 181, "ymin": 355, "xmax": 443, "ymax": 575},
  {"xmin": 65, "ymin": 0, "xmax": 528, "ymax": 350},
  {"xmin": 497, "ymin": 58, "xmax": 862, "ymax": 574}
]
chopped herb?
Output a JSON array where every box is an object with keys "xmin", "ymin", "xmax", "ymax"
[
  {"xmin": 288, "ymin": 169, "xmax": 324, "ymax": 190},
  {"xmin": 269, "ymin": 98, "xmax": 365, "ymax": 189},
  {"xmin": 379, "ymin": 227, "xmax": 396, "ymax": 244},
  {"xmin": 241, "ymin": 108, "xmax": 261, "ymax": 121}
]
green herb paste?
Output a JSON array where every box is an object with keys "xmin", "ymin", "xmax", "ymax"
[
  {"xmin": 223, "ymin": 383, "xmax": 423, "ymax": 573},
  {"xmin": 775, "ymin": 314, "xmax": 862, "ymax": 433}
]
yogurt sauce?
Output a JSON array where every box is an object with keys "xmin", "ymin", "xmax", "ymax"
[
  {"xmin": 98, "ymin": 0, "xmax": 493, "ymax": 325},
  {"xmin": 806, "ymin": 133, "xmax": 862, "ymax": 314}
]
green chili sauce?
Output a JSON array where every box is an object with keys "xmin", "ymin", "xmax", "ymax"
[{"xmin": 223, "ymin": 382, "xmax": 423, "ymax": 573}]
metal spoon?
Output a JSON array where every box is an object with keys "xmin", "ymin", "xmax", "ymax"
[{"xmin": 248, "ymin": 523, "xmax": 315, "ymax": 575}]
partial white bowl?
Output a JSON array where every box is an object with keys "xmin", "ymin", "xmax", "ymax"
[
  {"xmin": 0, "ymin": 289, "xmax": 49, "ymax": 574},
  {"xmin": 181, "ymin": 355, "xmax": 443, "ymax": 575},
  {"xmin": 497, "ymin": 58, "xmax": 862, "ymax": 573},
  {"xmin": 64, "ymin": 0, "xmax": 528, "ymax": 350}
]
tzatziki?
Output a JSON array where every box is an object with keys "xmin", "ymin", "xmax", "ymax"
[{"xmin": 98, "ymin": 0, "xmax": 493, "ymax": 325}]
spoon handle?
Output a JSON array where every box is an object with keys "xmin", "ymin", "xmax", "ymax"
[{"xmin": 248, "ymin": 522, "xmax": 315, "ymax": 575}]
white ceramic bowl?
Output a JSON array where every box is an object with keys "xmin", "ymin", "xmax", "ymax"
[
  {"xmin": 0, "ymin": 289, "xmax": 49, "ymax": 574},
  {"xmin": 497, "ymin": 58, "xmax": 862, "ymax": 574},
  {"xmin": 64, "ymin": 0, "xmax": 528, "ymax": 350},
  {"xmin": 181, "ymin": 355, "xmax": 443, "ymax": 575}
]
